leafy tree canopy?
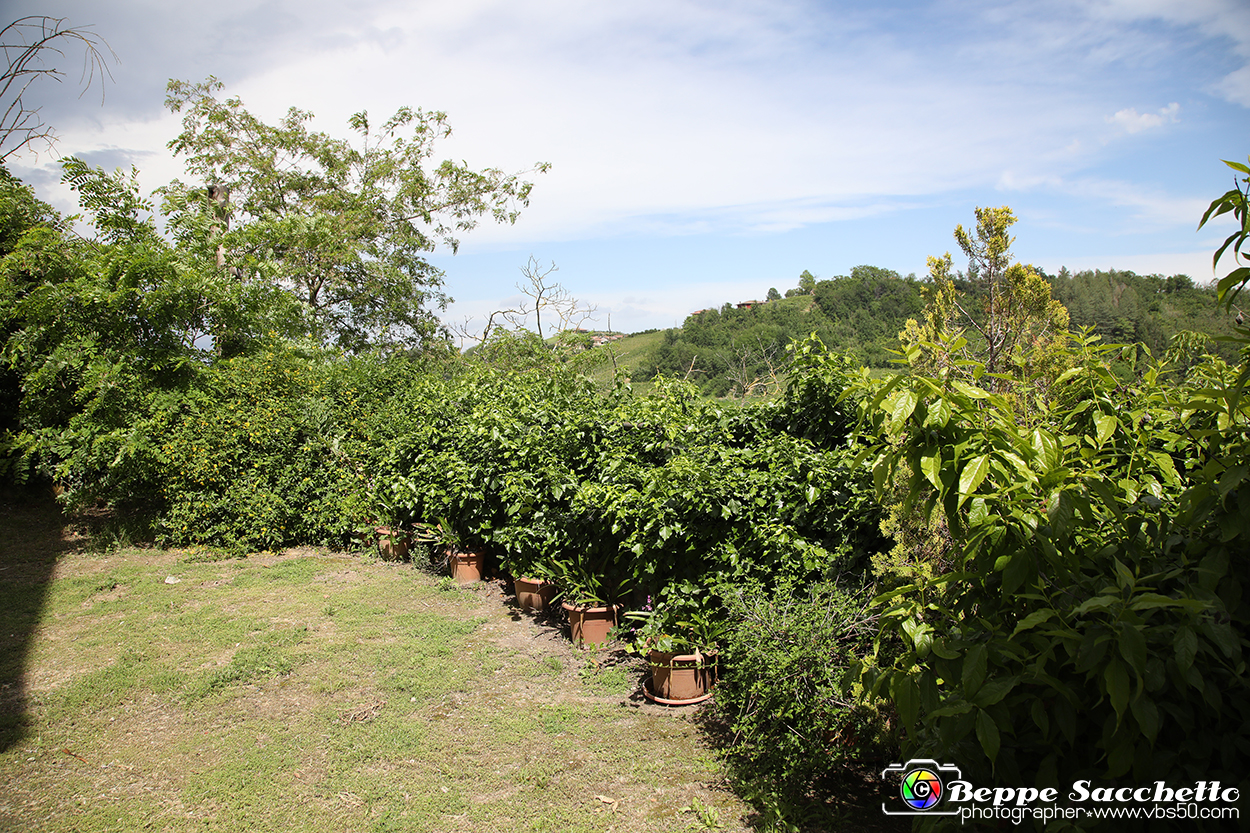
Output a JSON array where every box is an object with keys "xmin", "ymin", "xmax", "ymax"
[{"xmin": 160, "ymin": 78, "xmax": 550, "ymax": 352}]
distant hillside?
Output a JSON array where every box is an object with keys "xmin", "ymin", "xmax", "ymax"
[
  {"xmin": 634, "ymin": 265, "xmax": 926, "ymax": 396},
  {"xmin": 595, "ymin": 265, "xmax": 1239, "ymax": 398}
]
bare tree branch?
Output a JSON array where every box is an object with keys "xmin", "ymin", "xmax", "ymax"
[
  {"xmin": 725, "ymin": 336, "xmax": 784, "ymax": 399},
  {"xmin": 501, "ymin": 256, "xmax": 598, "ymax": 346},
  {"xmin": 1, "ymin": 16, "xmax": 117, "ymax": 161}
]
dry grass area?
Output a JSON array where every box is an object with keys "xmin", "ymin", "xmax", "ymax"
[{"xmin": 0, "ymin": 495, "xmax": 754, "ymax": 833}]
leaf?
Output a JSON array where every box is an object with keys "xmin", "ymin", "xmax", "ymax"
[
  {"xmin": 976, "ymin": 709, "xmax": 1001, "ymax": 764},
  {"xmin": 1148, "ymin": 452, "xmax": 1180, "ymax": 487},
  {"xmin": 1117, "ymin": 625, "xmax": 1147, "ymax": 675},
  {"xmin": 1128, "ymin": 593, "xmax": 1183, "ymax": 611},
  {"xmin": 890, "ymin": 389, "xmax": 919, "ymax": 430},
  {"xmin": 1053, "ymin": 367, "xmax": 1082, "ymax": 387},
  {"xmin": 1094, "ymin": 414, "xmax": 1117, "ymax": 448},
  {"xmin": 972, "ymin": 676, "xmax": 1017, "ymax": 708},
  {"xmin": 926, "ymin": 397, "xmax": 952, "ymax": 428},
  {"xmin": 958, "ymin": 455, "xmax": 990, "ymax": 507},
  {"xmin": 1031, "ymin": 699, "xmax": 1050, "ymax": 736},
  {"xmin": 962, "ymin": 644, "xmax": 987, "ymax": 696},
  {"xmin": 1031, "ymin": 428, "xmax": 1058, "ymax": 471},
  {"xmin": 1073, "ymin": 595, "xmax": 1119, "ymax": 616},
  {"xmin": 1105, "ymin": 659, "xmax": 1130, "ymax": 725},
  {"xmin": 1046, "ymin": 490, "xmax": 1074, "ymax": 538},
  {"xmin": 1088, "ymin": 478, "xmax": 1124, "ymax": 523},
  {"xmin": 1218, "ymin": 463, "xmax": 1247, "ymax": 498},
  {"xmin": 967, "ymin": 497, "xmax": 990, "ymax": 526},
  {"xmin": 927, "ymin": 701, "xmax": 974, "ymax": 718},
  {"xmin": 892, "ymin": 674, "xmax": 920, "ymax": 731},
  {"xmin": 1002, "ymin": 551, "xmax": 1033, "ymax": 594},
  {"xmin": 920, "ymin": 449, "xmax": 942, "ymax": 491},
  {"xmin": 1131, "ymin": 695, "xmax": 1160, "ymax": 744},
  {"xmin": 930, "ymin": 639, "xmax": 960, "ymax": 660},
  {"xmin": 1203, "ymin": 621, "xmax": 1238, "ymax": 658},
  {"xmin": 1106, "ymin": 737, "xmax": 1134, "ymax": 778},
  {"xmin": 952, "ymin": 381, "xmax": 990, "ymax": 400},
  {"xmin": 1011, "ymin": 608, "xmax": 1055, "ymax": 638},
  {"xmin": 1055, "ymin": 697, "xmax": 1076, "ymax": 746}
]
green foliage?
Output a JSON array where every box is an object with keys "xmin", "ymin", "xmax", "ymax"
[
  {"xmin": 1198, "ymin": 155, "xmax": 1250, "ymax": 312},
  {"xmin": 902, "ymin": 207, "xmax": 1071, "ymax": 394},
  {"xmin": 156, "ymin": 348, "xmax": 465, "ymax": 553},
  {"xmin": 156, "ymin": 348, "xmax": 361, "ymax": 552},
  {"xmin": 1050, "ymin": 267, "xmax": 1239, "ymax": 364},
  {"xmin": 367, "ymin": 338, "xmax": 885, "ymax": 627},
  {"xmin": 642, "ymin": 266, "xmax": 926, "ymax": 395},
  {"xmin": 712, "ymin": 579, "xmax": 891, "ymax": 801},
  {"xmin": 810, "ymin": 265, "xmax": 926, "ymax": 366},
  {"xmin": 0, "ymin": 162, "xmax": 211, "ymax": 508},
  {"xmin": 850, "ymin": 328, "xmax": 1250, "ymax": 802},
  {"xmin": 162, "ymin": 77, "xmax": 549, "ymax": 352}
]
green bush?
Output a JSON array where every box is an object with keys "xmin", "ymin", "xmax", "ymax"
[
  {"xmin": 713, "ymin": 579, "xmax": 894, "ymax": 802},
  {"xmin": 850, "ymin": 331, "xmax": 1250, "ymax": 816},
  {"xmin": 156, "ymin": 347, "xmax": 387, "ymax": 551}
]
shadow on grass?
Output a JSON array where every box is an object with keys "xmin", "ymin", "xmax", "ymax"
[
  {"xmin": 691, "ymin": 706, "xmax": 910, "ymax": 833},
  {"xmin": 0, "ymin": 487, "xmax": 89, "ymax": 752}
]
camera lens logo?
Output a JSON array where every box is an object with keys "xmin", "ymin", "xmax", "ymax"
[{"xmin": 900, "ymin": 767, "xmax": 944, "ymax": 811}]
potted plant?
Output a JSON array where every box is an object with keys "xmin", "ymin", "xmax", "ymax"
[
  {"xmin": 374, "ymin": 524, "xmax": 410, "ymax": 561},
  {"xmin": 513, "ymin": 573, "xmax": 558, "ymax": 613},
  {"xmin": 548, "ymin": 554, "xmax": 633, "ymax": 647},
  {"xmin": 366, "ymin": 484, "xmax": 413, "ymax": 562},
  {"xmin": 433, "ymin": 518, "xmax": 485, "ymax": 584},
  {"xmin": 493, "ymin": 524, "xmax": 560, "ymax": 613},
  {"xmin": 625, "ymin": 586, "xmax": 726, "ymax": 705}
]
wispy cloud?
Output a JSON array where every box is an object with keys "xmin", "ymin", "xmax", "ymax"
[
  {"xmin": 5, "ymin": 0, "xmax": 1243, "ymax": 334},
  {"xmin": 1093, "ymin": 0, "xmax": 1250, "ymax": 107},
  {"xmin": 1106, "ymin": 102, "xmax": 1180, "ymax": 133}
]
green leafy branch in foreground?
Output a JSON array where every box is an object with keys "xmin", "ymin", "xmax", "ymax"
[
  {"xmin": 849, "ymin": 332, "xmax": 1248, "ymax": 821},
  {"xmin": 1199, "ymin": 154, "xmax": 1250, "ymax": 313}
]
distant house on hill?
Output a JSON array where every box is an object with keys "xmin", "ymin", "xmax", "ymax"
[
  {"xmin": 736, "ymin": 300, "xmax": 762, "ymax": 310},
  {"xmin": 590, "ymin": 333, "xmax": 623, "ymax": 347}
]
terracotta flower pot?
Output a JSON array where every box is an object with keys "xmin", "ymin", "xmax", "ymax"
[
  {"xmin": 375, "ymin": 527, "xmax": 409, "ymax": 562},
  {"xmin": 449, "ymin": 550, "xmax": 484, "ymax": 584},
  {"xmin": 645, "ymin": 649, "xmax": 717, "ymax": 705},
  {"xmin": 514, "ymin": 576, "xmax": 557, "ymax": 612},
  {"xmin": 562, "ymin": 602, "xmax": 622, "ymax": 646}
]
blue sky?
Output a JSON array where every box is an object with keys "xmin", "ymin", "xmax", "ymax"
[{"xmin": 7, "ymin": 0, "xmax": 1249, "ymax": 338}]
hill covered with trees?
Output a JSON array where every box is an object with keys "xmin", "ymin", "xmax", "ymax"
[{"xmin": 634, "ymin": 262, "xmax": 1239, "ymax": 397}]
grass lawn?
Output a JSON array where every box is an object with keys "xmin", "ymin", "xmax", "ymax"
[{"xmin": 0, "ymin": 495, "xmax": 750, "ymax": 833}]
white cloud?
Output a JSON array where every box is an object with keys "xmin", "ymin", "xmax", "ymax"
[
  {"xmin": 1092, "ymin": 0, "xmax": 1250, "ymax": 107},
  {"xmin": 1106, "ymin": 102, "xmax": 1180, "ymax": 133},
  {"xmin": 6, "ymin": 0, "xmax": 1245, "ymax": 302},
  {"xmin": 1216, "ymin": 65, "xmax": 1250, "ymax": 108}
]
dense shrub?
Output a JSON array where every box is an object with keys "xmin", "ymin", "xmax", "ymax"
[
  {"xmin": 849, "ymin": 331, "xmax": 1250, "ymax": 822},
  {"xmin": 157, "ymin": 348, "xmax": 367, "ymax": 551},
  {"xmin": 712, "ymin": 579, "xmax": 892, "ymax": 799}
]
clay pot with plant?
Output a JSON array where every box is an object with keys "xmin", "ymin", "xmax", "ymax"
[
  {"xmin": 547, "ymin": 548, "xmax": 635, "ymax": 648},
  {"xmin": 624, "ymin": 584, "xmax": 726, "ymax": 705},
  {"xmin": 432, "ymin": 518, "xmax": 486, "ymax": 584}
]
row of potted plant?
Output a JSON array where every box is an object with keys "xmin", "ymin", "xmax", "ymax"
[
  {"xmin": 372, "ymin": 520, "xmax": 723, "ymax": 704},
  {"xmin": 361, "ymin": 369, "xmax": 881, "ymax": 704}
]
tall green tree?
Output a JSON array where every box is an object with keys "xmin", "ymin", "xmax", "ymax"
[
  {"xmin": 1, "ymin": 162, "xmax": 203, "ymax": 503},
  {"xmin": 901, "ymin": 206, "xmax": 1069, "ymax": 391},
  {"xmin": 160, "ymin": 78, "xmax": 550, "ymax": 352}
]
